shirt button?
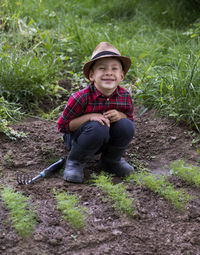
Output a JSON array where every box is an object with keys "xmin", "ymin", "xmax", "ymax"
[{"xmin": 107, "ymin": 98, "xmax": 109, "ymax": 101}]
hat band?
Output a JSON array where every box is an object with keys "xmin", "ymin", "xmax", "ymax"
[{"xmin": 91, "ymin": 51, "xmax": 119, "ymax": 60}]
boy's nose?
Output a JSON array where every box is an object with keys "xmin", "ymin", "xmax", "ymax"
[{"xmin": 105, "ymin": 68, "xmax": 113, "ymax": 75}]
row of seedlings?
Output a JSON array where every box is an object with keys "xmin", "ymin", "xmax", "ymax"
[
  {"xmin": 170, "ymin": 160, "xmax": 200, "ymax": 188},
  {"xmin": 126, "ymin": 171, "xmax": 192, "ymax": 210},
  {"xmin": 1, "ymin": 160, "xmax": 198, "ymax": 238}
]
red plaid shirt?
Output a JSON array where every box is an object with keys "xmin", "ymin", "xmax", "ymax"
[{"xmin": 57, "ymin": 83, "xmax": 134, "ymax": 133}]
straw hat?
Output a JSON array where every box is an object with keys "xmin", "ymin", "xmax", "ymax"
[{"xmin": 83, "ymin": 42, "xmax": 131, "ymax": 80}]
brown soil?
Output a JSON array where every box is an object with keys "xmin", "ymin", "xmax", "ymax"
[{"xmin": 0, "ymin": 106, "xmax": 200, "ymax": 255}]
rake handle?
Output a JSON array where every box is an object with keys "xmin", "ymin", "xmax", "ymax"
[
  {"xmin": 40, "ymin": 157, "xmax": 65, "ymax": 177},
  {"xmin": 28, "ymin": 157, "xmax": 65, "ymax": 184}
]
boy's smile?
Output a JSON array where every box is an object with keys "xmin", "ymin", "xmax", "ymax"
[{"xmin": 89, "ymin": 58, "xmax": 124, "ymax": 96}]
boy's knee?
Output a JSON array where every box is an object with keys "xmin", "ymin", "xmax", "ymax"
[
  {"xmin": 82, "ymin": 121, "xmax": 110, "ymax": 142},
  {"xmin": 111, "ymin": 119, "xmax": 135, "ymax": 139}
]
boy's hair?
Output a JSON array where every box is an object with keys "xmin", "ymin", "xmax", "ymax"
[
  {"xmin": 89, "ymin": 57, "xmax": 125, "ymax": 73},
  {"xmin": 83, "ymin": 42, "xmax": 131, "ymax": 80}
]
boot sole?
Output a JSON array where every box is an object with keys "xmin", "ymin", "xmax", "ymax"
[{"xmin": 64, "ymin": 175, "xmax": 83, "ymax": 183}]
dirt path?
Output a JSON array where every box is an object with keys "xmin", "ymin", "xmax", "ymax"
[{"xmin": 0, "ymin": 106, "xmax": 200, "ymax": 255}]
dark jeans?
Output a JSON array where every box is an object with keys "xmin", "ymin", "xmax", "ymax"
[{"xmin": 63, "ymin": 118, "xmax": 135, "ymax": 154}]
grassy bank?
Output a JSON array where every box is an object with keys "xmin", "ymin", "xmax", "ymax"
[{"xmin": 0, "ymin": 0, "xmax": 200, "ymax": 131}]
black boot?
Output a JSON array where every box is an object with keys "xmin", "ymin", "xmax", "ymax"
[
  {"xmin": 99, "ymin": 145, "xmax": 134, "ymax": 177},
  {"xmin": 64, "ymin": 143, "xmax": 93, "ymax": 183}
]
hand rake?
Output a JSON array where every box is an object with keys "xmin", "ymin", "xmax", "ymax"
[{"xmin": 16, "ymin": 157, "xmax": 65, "ymax": 185}]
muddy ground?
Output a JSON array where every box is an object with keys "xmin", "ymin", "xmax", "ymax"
[{"xmin": 0, "ymin": 105, "xmax": 200, "ymax": 255}]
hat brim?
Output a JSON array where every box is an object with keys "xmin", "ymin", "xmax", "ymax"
[{"xmin": 83, "ymin": 55, "xmax": 131, "ymax": 80}]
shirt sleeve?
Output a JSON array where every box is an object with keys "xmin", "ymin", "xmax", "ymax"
[{"xmin": 57, "ymin": 92, "xmax": 85, "ymax": 133}]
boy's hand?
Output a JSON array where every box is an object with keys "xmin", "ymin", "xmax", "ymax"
[
  {"xmin": 103, "ymin": 110, "xmax": 126, "ymax": 123},
  {"xmin": 90, "ymin": 113, "xmax": 110, "ymax": 127}
]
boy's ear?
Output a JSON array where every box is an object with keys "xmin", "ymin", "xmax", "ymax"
[
  {"xmin": 89, "ymin": 70, "xmax": 94, "ymax": 82},
  {"xmin": 120, "ymin": 71, "xmax": 125, "ymax": 82}
]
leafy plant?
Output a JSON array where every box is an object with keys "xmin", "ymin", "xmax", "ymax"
[
  {"xmin": 54, "ymin": 190, "xmax": 87, "ymax": 229},
  {"xmin": 0, "ymin": 97, "xmax": 27, "ymax": 140},
  {"xmin": 170, "ymin": 160, "xmax": 200, "ymax": 187},
  {"xmin": 2, "ymin": 150, "xmax": 14, "ymax": 167},
  {"xmin": 188, "ymin": 131, "xmax": 200, "ymax": 146},
  {"xmin": 127, "ymin": 171, "xmax": 192, "ymax": 210},
  {"xmin": 190, "ymin": 21, "xmax": 200, "ymax": 38},
  {"xmin": 1, "ymin": 186, "xmax": 37, "ymax": 238},
  {"xmin": 92, "ymin": 173, "xmax": 136, "ymax": 217},
  {"xmin": 0, "ymin": 119, "xmax": 27, "ymax": 140}
]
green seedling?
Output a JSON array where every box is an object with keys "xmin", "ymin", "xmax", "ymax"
[
  {"xmin": 92, "ymin": 173, "xmax": 136, "ymax": 217},
  {"xmin": 2, "ymin": 150, "xmax": 14, "ymax": 167},
  {"xmin": 71, "ymin": 234, "xmax": 77, "ymax": 241},
  {"xmin": 1, "ymin": 186, "xmax": 37, "ymax": 238},
  {"xmin": 128, "ymin": 152, "xmax": 147, "ymax": 171},
  {"xmin": 127, "ymin": 171, "xmax": 192, "ymax": 210},
  {"xmin": 170, "ymin": 160, "xmax": 200, "ymax": 187},
  {"xmin": 54, "ymin": 190, "xmax": 87, "ymax": 230}
]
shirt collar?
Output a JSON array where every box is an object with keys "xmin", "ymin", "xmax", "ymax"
[{"xmin": 90, "ymin": 83, "xmax": 121, "ymax": 99}]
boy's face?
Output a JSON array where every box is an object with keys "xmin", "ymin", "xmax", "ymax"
[{"xmin": 89, "ymin": 57, "xmax": 124, "ymax": 96}]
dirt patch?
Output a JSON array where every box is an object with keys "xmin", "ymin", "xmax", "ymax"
[{"xmin": 0, "ymin": 106, "xmax": 200, "ymax": 255}]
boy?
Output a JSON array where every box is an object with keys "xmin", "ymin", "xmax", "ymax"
[{"xmin": 57, "ymin": 42, "xmax": 135, "ymax": 183}]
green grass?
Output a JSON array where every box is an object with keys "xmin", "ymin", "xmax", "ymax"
[
  {"xmin": 170, "ymin": 160, "xmax": 200, "ymax": 187},
  {"xmin": 1, "ymin": 186, "xmax": 37, "ymax": 238},
  {"xmin": 0, "ymin": 0, "xmax": 200, "ymax": 131},
  {"xmin": 54, "ymin": 190, "xmax": 87, "ymax": 229},
  {"xmin": 126, "ymin": 171, "xmax": 192, "ymax": 210},
  {"xmin": 92, "ymin": 173, "xmax": 136, "ymax": 217}
]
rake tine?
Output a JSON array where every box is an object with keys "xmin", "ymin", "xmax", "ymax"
[
  {"xmin": 26, "ymin": 175, "xmax": 30, "ymax": 184},
  {"xmin": 16, "ymin": 157, "xmax": 65, "ymax": 185},
  {"xmin": 16, "ymin": 172, "xmax": 20, "ymax": 184},
  {"xmin": 23, "ymin": 174, "xmax": 26, "ymax": 185},
  {"xmin": 17, "ymin": 172, "xmax": 23, "ymax": 185},
  {"xmin": 16, "ymin": 172, "xmax": 32, "ymax": 185}
]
